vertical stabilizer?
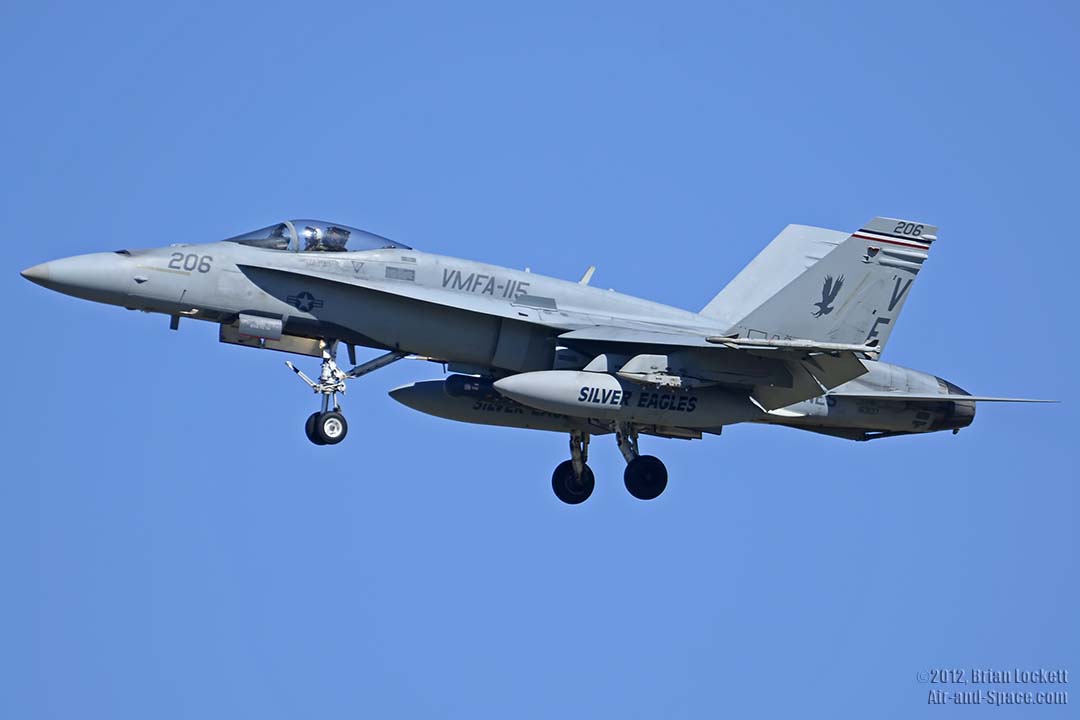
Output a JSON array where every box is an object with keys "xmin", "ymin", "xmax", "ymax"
[{"xmin": 701, "ymin": 217, "xmax": 937, "ymax": 352}]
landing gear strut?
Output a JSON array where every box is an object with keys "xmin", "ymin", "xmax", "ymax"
[
  {"xmin": 287, "ymin": 341, "xmax": 407, "ymax": 446},
  {"xmin": 617, "ymin": 425, "xmax": 668, "ymax": 500},
  {"xmin": 551, "ymin": 431, "xmax": 594, "ymax": 504},
  {"xmin": 550, "ymin": 426, "xmax": 669, "ymax": 503}
]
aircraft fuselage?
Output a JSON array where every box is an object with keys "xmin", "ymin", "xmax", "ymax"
[{"xmin": 21, "ymin": 239, "xmax": 973, "ymax": 441}]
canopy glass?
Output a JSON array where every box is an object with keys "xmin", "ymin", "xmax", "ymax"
[{"xmin": 226, "ymin": 220, "xmax": 411, "ymax": 252}]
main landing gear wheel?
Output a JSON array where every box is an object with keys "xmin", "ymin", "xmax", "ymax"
[
  {"xmin": 552, "ymin": 460, "xmax": 595, "ymax": 504},
  {"xmin": 552, "ymin": 430, "xmax": 593, "ymax": 504},
  {"xmin": 624, "ymin": 455, "xmax": 668, "ymax": 500}
]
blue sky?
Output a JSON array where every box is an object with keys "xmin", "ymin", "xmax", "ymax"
[{"xmin": 2, "ymin": 1, "xmax": 1077, "ymax": 717}]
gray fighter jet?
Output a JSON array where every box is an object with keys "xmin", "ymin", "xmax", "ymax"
[{"xmin": 21, "ymin": 217, "xmax": 1050, "ymax": 503}]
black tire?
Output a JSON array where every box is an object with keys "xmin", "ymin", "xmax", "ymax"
[
  {"xmin": 315, "ymin": 411, "xmax": 348, "ymax": 445},
  {"xmin": 305, "ymin": 412, "xmax": 326, "ymax": 445},
  {"xmin": 624, "ymin": 455, "xmax": 667, "ymax": 500},
  {"xmin": 551, "ymin": 460, "xmax": 595, "ymax": 505}
]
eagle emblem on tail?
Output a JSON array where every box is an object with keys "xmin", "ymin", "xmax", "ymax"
[{"xmin": 812, "ymin": 274, "xmax": 844, "ymax": 317}]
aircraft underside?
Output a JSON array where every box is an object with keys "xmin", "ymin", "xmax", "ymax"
[{"xmin": 259, "ymin": 329, "xmax": 977, "ymax": 505}]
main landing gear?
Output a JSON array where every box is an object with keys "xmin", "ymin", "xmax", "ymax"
[
  {"xmin": 551, "ymin": 425, "xmax": 668, "ymax": 504},
  {"xmin": 617, "ymin": 424, "xmax": 668, "ymax": 501},
  {"xmin": 287, "ymin": 341, "xmax": 407, "ymax": 446},
  {"xmin": 552, "ymin": 431, "xmax": 595, "ymax": 504}
]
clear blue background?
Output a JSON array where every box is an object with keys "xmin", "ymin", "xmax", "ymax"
[{"xmin": 2, "ymin": 2, "xmax": 1076, "ymax": 717}]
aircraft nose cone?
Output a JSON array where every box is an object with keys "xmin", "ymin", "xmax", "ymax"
[
  {"xmin": 20, "ymin": 252, "xmax": 130, "ymax": 303},
  {"xmin": 20, "ymin": 262, "xmax": 51, "ymax": 285}
]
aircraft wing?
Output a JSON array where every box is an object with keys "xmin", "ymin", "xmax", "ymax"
[
  {"xmin": 558, "ymin": 326, "xmax": 881, "ymax": 357},
  {"xmin": 557, "ymin": 326, "xmax": 718, "ymax": 348}
]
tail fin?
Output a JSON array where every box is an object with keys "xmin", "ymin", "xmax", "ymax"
[{"xmin": 700, "ymin": 217, "xmax": 937, "ymax": 353}]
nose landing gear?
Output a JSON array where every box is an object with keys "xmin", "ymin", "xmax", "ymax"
[{"xmin": 287, "ymin": 341, "xmax": 406, "ymax": 446}]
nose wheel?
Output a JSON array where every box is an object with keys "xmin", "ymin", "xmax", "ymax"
[
  {"xmin": 305, "ymin": 410, "xmax": 348, "ymax": 445},
  {"xmin": 305, "ymin": 412, "xmax": 326, "ymax": 445},
  {"xmin": 287, "ymin": 341, "xmax": 406, "ymax": 446}
]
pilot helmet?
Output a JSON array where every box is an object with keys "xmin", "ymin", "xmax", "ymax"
[{"xmin": 303, "ymin": 226, "xmax": 322, "ymax": 250}]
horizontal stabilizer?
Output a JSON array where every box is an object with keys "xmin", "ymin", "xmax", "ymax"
[{"xmin": 826, "ymin": 392, "xmax": 1057, "ymax": 403}]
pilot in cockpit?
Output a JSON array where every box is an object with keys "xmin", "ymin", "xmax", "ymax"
[
  {"xmin": 227, "ymin": 220, "xmax": 398, "ymax": 253},
  {"xmin": 302, "ymin": 224, "xmax": 351, "ymax": 252},
  {"xmin": 324, "ymin": 225, "xmax": 350, "ymax": 251},
  {"xmin": 302, "ymin": 225, "xmax": 323, "ymax": 251}
]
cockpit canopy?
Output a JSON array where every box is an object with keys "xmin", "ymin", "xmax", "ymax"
[{"xmin": 226, "ymin": 219, "xmax": 412, "ymax": 252}]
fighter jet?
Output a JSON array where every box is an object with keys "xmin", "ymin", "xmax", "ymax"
[{"xmin": 21, "ymin": 217, "xmax": 1050, "ymax": 503}]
